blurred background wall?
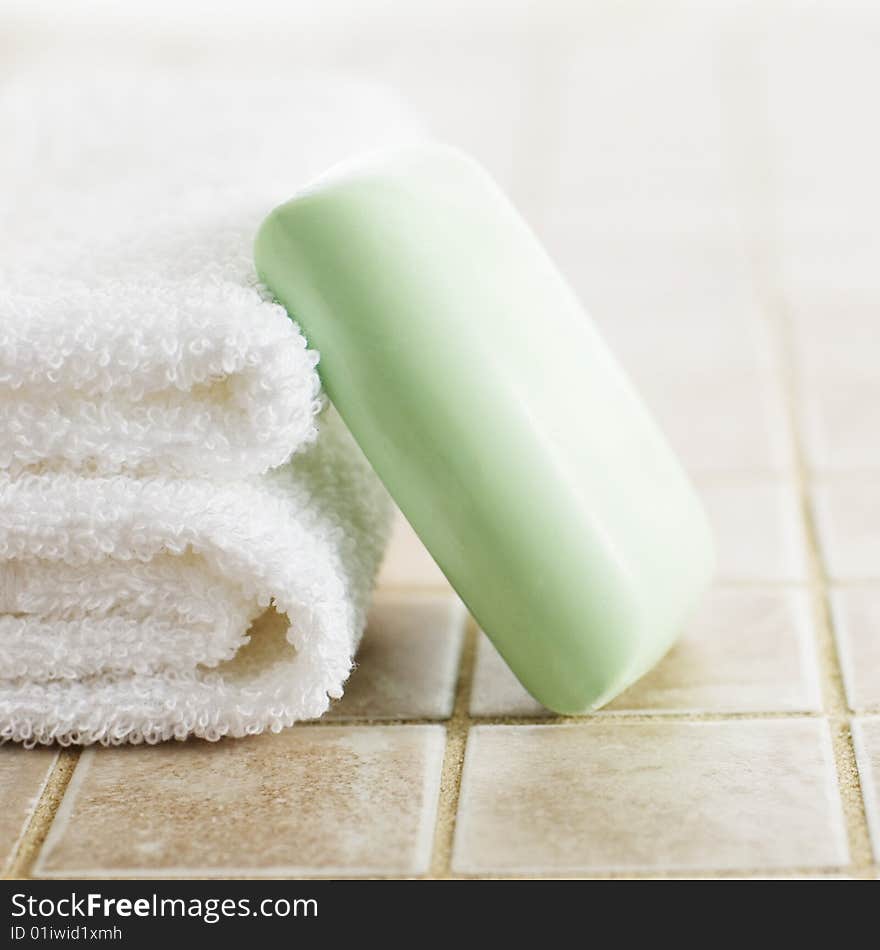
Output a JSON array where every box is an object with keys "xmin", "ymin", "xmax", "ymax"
[{"xmin": 2, "ymin": 0, "xmax": 878, "ymax": 361}]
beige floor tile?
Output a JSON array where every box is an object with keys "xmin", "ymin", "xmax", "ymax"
[
  {"xmin": 832, "ymin": 589, "xmax": 880, "ymax": 711},
  {"xmin": 791, "ymin": 299, "xmax": 879, "ymax": 379},
  {"xmin": 470, "ymin": 588, "xmax": 821, "ymax": 717},
  {"xmin": 326, "ymin": 592, "xmax": 466, "ymax": 721},
  {"xmin": 853, "ymin": 718, "xmax": 880, "ymax": 862},
  {"xmin": 469, "ymin": 636, "xmax": 548, "ymax": 718},
  {"xmin": 802, "ymin": 379, "xmax": 880, "ymax": 473},
  {"xmin": 596, "ymin": 306, "xmax": 773, "ymax": 378},
  {"xmin": 377, "ymin": 510, "xmax": 449, "ymax": 589},
  {"xmin": 637, "ymin": 370, "xmax": 793, "ymax": 475},
  {"xmin": 699, "ymin": 479, "xmax": 808, "ymax": 582},
  {"xmin": 545, "ymin": 234, "xmax": 764, "ymax": 342},
  {"xmin": 35, "ymin": 725, "xmax": 445, "ymax": 878},
  {"xmin": 0, "ymin": 747, "xmax": 57, "ymax": 873},
  {"xmin": 544, "ymin": 21, "xmax": 740, "ymax": 241},
  {"xmin": 780, "ymin": 236, "xmax": 880, "ymax": 298},
  {"xmin": 813, "ymin": 482, "xmax": 880, "ymax": 581},
  {"xmin": 453, "ymin": 720, "xmax": 848, "ymax": 874},
  {"xmin": 763, "ymin": 12, "xmax": 880, "ymax": 294}
]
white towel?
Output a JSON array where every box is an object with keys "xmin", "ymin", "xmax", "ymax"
[
  {"xmin": 0, "ymin": 72, "xmax": 420, "ymax": 479},
  {"xmin": 0, "ymin": 74, "xmax": 421, "ymax": 745},
  {"xmin": 0, "ymin": 413, "xmax": 391, "ymax": 745}
]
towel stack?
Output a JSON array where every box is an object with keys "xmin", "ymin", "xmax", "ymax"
[{"xmin": 0, "ymin": 75, "xmax": 421, "ymax": 745}]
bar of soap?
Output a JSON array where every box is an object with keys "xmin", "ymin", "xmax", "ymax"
[{"xmin": 254, "ymin": 145, "xmax": 714, "ymax": 714}]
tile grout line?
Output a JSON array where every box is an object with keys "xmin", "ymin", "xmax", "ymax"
[
  {"xmin": 1, "ymin": 751, "xmax": 57, "ymax": 880},
  {"xmin": 299, "ymin": 708, "xmax": 879, "ymax": 728},
  {"xmin": 718, "ymin": 12, "xmax": 875, "ymax": 875},
  {"xmin": 7, "ymin": 748, "xmax": 81, "ymax": 880},
  {"xmin": 427, "ymin": 617, "xmax": 478, "ymax": 879},
  {"xmin": 448, "ymin": 864, "xmax": 857, "ymax": 881},
  {"xmin": 769, "ymin": 300, "xmax": 875, "ymax": 873}
]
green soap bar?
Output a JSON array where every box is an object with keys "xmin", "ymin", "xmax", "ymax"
[{"xmin": 254, "ymin": 145, "xmax": 715, "ymax": 714}]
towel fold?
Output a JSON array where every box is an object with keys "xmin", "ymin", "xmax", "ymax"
[
  {"xmin": 0, "ymin": 74, "xmax": 419, "ymax": 744},
  {"xmin": 0, "ymin": 291, "xmax": 323, "ymax": 478},
  {"xmin": 0, "ymin": 412, "xmax": 390, "ymax": 745}
]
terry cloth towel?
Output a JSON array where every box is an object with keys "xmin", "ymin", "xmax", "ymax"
[
  {"xmin": 0, "ymin": 74, "xmax": 420, "ymax": 745},
  {"xmin": 0, "ymin": 413, "xmax": 390, "ymax": 745}
]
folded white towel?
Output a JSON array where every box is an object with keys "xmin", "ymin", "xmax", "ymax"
[
  {"xmin": 0, "ymin": 412, "xmax": 391, "ymax": 745},
  {"xmin": 0, "ymin": 74, "xmax": 419, "ymax": 744},
  {"xmin": 0, "ymin": 74, "xmax": 419, "ymax": 479},
  {"xmin": 0, "ymin": 287, "xmax": 322, "ymax": 478}
]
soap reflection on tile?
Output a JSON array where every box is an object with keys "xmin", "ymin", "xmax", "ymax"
[
  {"xmin": 470, "ymin": 588, "xmax": 821, "ymax": 717},
  {"xmin": 377, "ymin": 510, "xmax": 449, "ymax": 589},
  {"xmin": 813, "ymin": 482, "xmax": 880, "ymax": 581},
  {"xmin": 831, "ymin": 589, "xmax": 880, "ymax": 711},
  {"xmin": 0, "ymin": 747, "xmax": 56, "ymax": 873},
  {"xmin": 853, "ymin": 718, "xmax": 880, "ymax": 862},
  {"xmin": 698, "ymin": 479, "xmax": 808, "ymax": 582},
  {"xmin": 326, "ymin": 592, "xmax": 466, "ymax": 720},
  {"xmin": 35, "ymin": 726, "xmax": 445, "ymax": 878},
  {"xmin": 453, "ymin": 721, "xmax": 848, "ymax": 874}
]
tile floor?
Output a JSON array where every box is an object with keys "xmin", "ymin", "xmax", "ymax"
[
  {"xmin": 453, "ymin": 721, "xmax": 848, "ymax": 874},
  {"xmin": 1, "ymin": 0, "xmax": 879, "ymax": 879},
  {"xmin": 33, "ymin": 726, "xmax": 446, "ymax": 878}
]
